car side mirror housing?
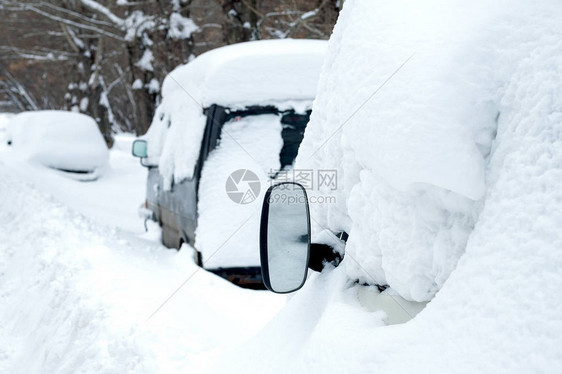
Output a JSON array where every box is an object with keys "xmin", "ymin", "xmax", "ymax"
[
  {"xmin": 260, "ymin": 182, "xmax": 310, "ymax": 293},
  {"xmin": 132, "ymin": 139, "xmax": 148, "ymax": 158}
]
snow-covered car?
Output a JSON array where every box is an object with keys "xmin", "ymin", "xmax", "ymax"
[
  {"xmin": 6, "ymin": 111, "xmax": 109, "ymax": 181},
  {"xmin": 132, "ymin": 39, "xmax": 327, "ymax": 287},
  {"xmin": 222, "ymin": 1, "xmax": 562, "ymax": 372}
]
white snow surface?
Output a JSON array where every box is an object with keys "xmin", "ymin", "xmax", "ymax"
[
  {"xmin": 296, "ymin": 0, "xmax": 562, "ymax": 302},
  {"xmin": 0, "ymin": 131, "xmax": 285, "ymax": 373},
  {"xmin": 6, "ymin": 110, "xmax": 108, "ymax": 173},
  {"xmin": 132, "ymin": 78, "xmax": 143, "ymax": 90},
  {"xmin": 167, "ymin": 12, "xmax": 198, "ymax": 40},
  {"xmin": 147, "ymin": 78, "xmax": 160, "ymax": 94},
  {"xmin": 144, "ymin": 39, "xmax": 326, "ymax": 188},
  {"xmin": 0, "ymin": 113, "xmax": 13, "ymax": 132},
  {"xmin": 196, "ymin": 114, "xmax": 283, "ymax": 268},
  {"xmin": 212, "ymin": 0, "xmax": 562, "ymax": 372},
  {"xmin": 136, "ymin": 49, "xmax": 154, "ymax": 72},
  {"xmin": 1, "ymin": 0, "xmax": 561, "ymax": 371}
]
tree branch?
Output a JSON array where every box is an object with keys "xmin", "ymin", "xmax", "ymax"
[
  {"xmin": 37, "ymin": 1, "xmax": 116, "ymax": 27},
  {"xmin": 25, "ymin": 4, "xmax": 125, "ymax": 41},
  {"xmin": 79, "ymin": 0, "xmax": 125, "ymax": 29},
  {"xmin": 60, "ymin": 23, "xmax": 80, "ymax": 52},
  {"xmin": 0, "ymin": 64, "xmax": 39, "ymax": 110}
]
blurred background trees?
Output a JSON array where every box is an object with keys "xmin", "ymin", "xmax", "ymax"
[{"xmin": 0, "ymin": 0, "xmax": 341, "ymax": 146}]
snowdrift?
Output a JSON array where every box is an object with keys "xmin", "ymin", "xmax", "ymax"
[
  {"xmin": 0, "ymin": 168, "xmax": 283, "ymax": 373},
  {"xmin": 297, "ymin": 0, "xmax": 562, "ymax": 302}
]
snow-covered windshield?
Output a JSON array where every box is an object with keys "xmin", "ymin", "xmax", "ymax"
[{"xmin": 196, "ymin": 113, "xmax": 283, "ymax": 268}]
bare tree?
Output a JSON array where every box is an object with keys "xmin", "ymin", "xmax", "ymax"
[{"xmin": 0, "ymin": 0, "xmax": 341, "ymax": 145}]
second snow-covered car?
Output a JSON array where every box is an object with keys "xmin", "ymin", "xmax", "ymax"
[
  {"xmin": 6, "ymin": 110, "xmax": 109, "ymax": 181},
  {"xmin": 132, "ymin": 39, "xmax": 327, "ymax": 287}
]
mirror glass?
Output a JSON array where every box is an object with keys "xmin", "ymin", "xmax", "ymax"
[
  {"xmin": 264, "ymin": 183, "xmax": 310, "ymax": 293},
  {"xmin": 132, "ymin": 139, "xmax": 148, "ymax": 158}
]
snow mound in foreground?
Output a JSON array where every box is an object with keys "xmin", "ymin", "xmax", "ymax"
[
  {"xmin": 0, "ymin": 168, "xmax": 283, "ymax": 373},
  {"xmin": 7, "ymin": 111, "xmax": 108, "ymax": 172},
  {"xmin": 296, "ymin": 0, "xmax": 562, "ymax": 302}
]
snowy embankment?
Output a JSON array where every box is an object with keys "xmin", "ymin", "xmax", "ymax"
[
  {"xmin": 0, "ymin": 167, "xmax": 284, "ymax": 373},
  {"xmin": 0, "ymin": 122, "xmax": 284, "ymax": 373}
]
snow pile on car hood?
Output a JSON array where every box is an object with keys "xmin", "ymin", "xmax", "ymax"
[
  {"xmin": 7, "ymin": 110, "xmax": 108, "ymax": 172},
  {"xmin": 212, "ymin": 0, "xmax": 562, "ymax": 372},
  {"xmin": 144, "ymin": 39, "xmax": 327, "ymax": 188}
]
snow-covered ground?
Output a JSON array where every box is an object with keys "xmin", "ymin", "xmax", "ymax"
[
  {"xmin": 2, "ymin": 0, "xmax": 561, "ymax": 371},
  {"xmin": 0, "ymin": 114, "xmax": 285, "ymax": 373}
]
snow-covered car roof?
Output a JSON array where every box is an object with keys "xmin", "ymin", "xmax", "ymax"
[
  {"xmin": 162, "ymin": 38, "xmax": 327, "ymax": 108},
  {"xmin": 7, "ymin": 110, "xmax": 109, "ymax": 176},
  {"xmin": 145, "ymin": 39, "xmax": 327, "ymax": 188}
]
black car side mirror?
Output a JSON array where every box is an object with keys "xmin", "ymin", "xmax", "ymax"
[
  {"xmin": 260, "ymin": 182, "xmax": 310, "ymax": 293},
  {"xmin": 260, "ymin": 183, "xmax": 346, "ymax": 293}
]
